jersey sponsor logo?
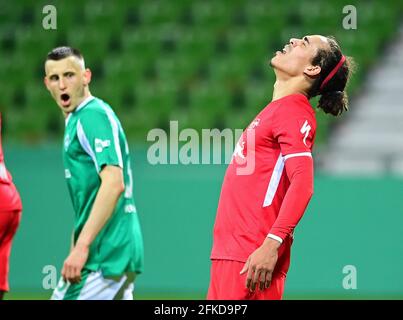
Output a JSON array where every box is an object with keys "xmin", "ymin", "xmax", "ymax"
[
  {"xmin": 300, "ymin": 120, "xmax": 311, "ymax": 147},
  {"xmin": 64, "ymin": 134, "xmax": 70, "ymax": 151},
  {"xmin": 233, "ymin": 139, "xmax": 246, "ymax": 160},
  {"xmin": 247, "ymin": 118, "xmax": 260, "ymax": 131},
  {"xmin": 0, "ymin": 161, "xmax": 9, "ymax": 181},
  {"xmin": 124, "ymin": 204, "xmax": 136, "ymax": 213},
  {"xmin": 65, "ymin": 169, "xmax": 71, "ymax": 179},
  {"xmin": 95, "ymin": 138, "xmax": 111, "ymax": 153}
]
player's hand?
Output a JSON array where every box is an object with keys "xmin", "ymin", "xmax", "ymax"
[
  {"xmin": 61, "ymin": 242, "xmax": 89, "ymax": 284},
  {"xmin": 240, "ymin": 238, "xmax": 281, "ymax": 292}
]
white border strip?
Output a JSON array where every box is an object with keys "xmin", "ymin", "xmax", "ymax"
[
  {"xmin": 75, "ymin": 96, "xmax": 95, "ymax": 113},
  {"xmin": 284, "ymin": 152, "xmax": 312, "ymax": 160},
  {"xmin": 263, "ymin": 154, "xmax": 285, "ymax": 207},
  {"xmin": 77, "ymin": 119, "xmax": 100, "ymax": 172},
  {"xmin": 65, "ymin": 96, "xmax": 95, "ymax": 127},
  {"xmin": 267, "ymin": 233, "xmax": 283, "ymax": 244},
  {"xmin": 0, "ymin": 162, "xmax": 9, "ymax": 182},
  {"xmin": 101, "ymin": 102, "xmax": 123, "ymax": 168}
]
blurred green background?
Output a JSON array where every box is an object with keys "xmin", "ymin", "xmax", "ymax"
[
  {"xmin": 1, "ymin": 0, "xmax": 403, "ymax": 299},
  {"xmin": 1, "ymin": 0, "xmax": 402, "ymax": 143}
]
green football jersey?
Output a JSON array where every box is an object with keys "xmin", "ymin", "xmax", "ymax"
[{"xmin": 63, "ymin": 96, "xmax": 144, "ymax": 276}]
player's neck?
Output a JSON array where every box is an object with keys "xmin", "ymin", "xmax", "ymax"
[
  {"xmin": 76, "ymin": 90, "xmax": 92, "ymax": 108},
  {"xmin": 63, "ymin": 90, "xmax": 92, "ymax": 118},
  {"xmin": 272, "ymin": 78, "xmax": 308, "ymax": 102}
]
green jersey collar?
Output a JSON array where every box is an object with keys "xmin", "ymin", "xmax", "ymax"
[
  {"xmin": 75, "ymin": 95, "xmax": 95, "ymax": 113},
  {"xmin": 65, "ymin": 96, "xmax": 95, "ymax": 127}
]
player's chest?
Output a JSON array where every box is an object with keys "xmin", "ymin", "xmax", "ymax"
[
  {"xmin": 232, "ymin": 112, "xmax": 277, "ymax": 161},
  {"xmin": 63, "ymin": 121, "xmax": 89, "ymax": 161},
  {"xmin": 243, "ymin": 111, "xmax": 277, "ymax": 146}
]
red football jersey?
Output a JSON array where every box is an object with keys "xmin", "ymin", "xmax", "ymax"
[
  {"xmin": 0, "ymin": 113, "xmax": 22, "ymax": 212},
  {"xmin": 210, "ymin": 93, "xmax": 316, "ymax": 274}
]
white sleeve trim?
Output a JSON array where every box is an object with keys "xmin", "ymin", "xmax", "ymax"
[
  {"xmin": 77, "ymin": 119, "xmax": 100, "ymax": 172},
  {"xmin": 101, "ymin": 103, "xmax": 123, "ymax": 168},
  {"xmin": 284, "ymin": 152, "xmax": 312, "ymax": 160},
  {"xmin": 267, "ymin": 233, "xmax": 283, "ymax": 244},
  {"xmin": 262, "ymin": 154, "xmax": 285, "ymax": 207},
  {"xmin": 0, "ymin": 162, "xmax": 9, "ymax": 182}
]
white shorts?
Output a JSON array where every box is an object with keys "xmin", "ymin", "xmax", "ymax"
[{"xmin": 51, "ymin": 270, "xmax": 136, "ymax": 300}]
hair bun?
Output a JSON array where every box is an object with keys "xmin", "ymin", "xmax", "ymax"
[
  {"xmin": 318, "ymin": 90, "xmax": 348, "ymax": 116},
  {"xmin": 322, "ymin": 90, "xmax": 343, "ymax": 97}
]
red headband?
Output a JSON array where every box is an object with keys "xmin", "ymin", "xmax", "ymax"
[{"xmin": 319, "ymin": 55, "xmax": 346, "ymax": 91}]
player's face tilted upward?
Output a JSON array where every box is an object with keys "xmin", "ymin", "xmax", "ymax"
[
  {"xmin": 208, "ymin": 33, "xmax": 352, "ymax": 300},
  {"xmin": 271, "ymin": 35, "xmax": 329, "ymax": 78},
  {"xmin": 44, "ymin": 56, "xmax": 92, "ymax": 114}
]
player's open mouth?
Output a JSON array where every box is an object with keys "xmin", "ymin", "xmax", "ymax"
[
  {"xmin": 276, "ymin": 47, "xmax": 287, "ymax": 55},
  {"xmin": 60, "ymin": 93, "xmax": 71, "ymax": 107}
]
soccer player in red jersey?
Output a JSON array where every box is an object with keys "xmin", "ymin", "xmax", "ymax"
[
  {"xmin": 207, "ymin": 35, "xmax": 354, "ymax": 300},
  {"xmin": 0, "ymin": 113, "xmax": 22, "ymax": 300}
]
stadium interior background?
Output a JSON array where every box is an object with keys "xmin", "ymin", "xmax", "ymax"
[{"xmin": 1, "ymin": 0, "xmax": 403, "ymax": 299}]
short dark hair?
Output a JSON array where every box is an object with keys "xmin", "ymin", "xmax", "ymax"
[
  {"xmin": 308, "ymin": 36, "xmax": 356, "ymax": 117},
  {"xmin": 46, "ymin": 46, "xmax": 83, "ymax": 62}
]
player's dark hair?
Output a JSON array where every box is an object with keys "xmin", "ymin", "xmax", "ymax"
[
  {"xmin": 46, "ymin": 46, "xmax": 83, "ymax": 62},
  {"xmin": 307, "ymin": 36, "xmax": 355, "ymax": 117}
]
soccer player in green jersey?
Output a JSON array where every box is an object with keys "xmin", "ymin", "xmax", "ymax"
[{"xmin": 44, "ymin": 47, "xmax": 144, "ymax": 300}]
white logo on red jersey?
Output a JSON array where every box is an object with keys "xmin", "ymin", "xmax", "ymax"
[
  {"xmin": 232, "ymin": 118, "xmax": 259, "ymax": 161},
  {"xmin": 248, "ymin": 118, "xmax": 260, "ymax": 131},
  {"xmin": 300, "ymin": 120, "xmax": 311, "ymax": 147},
  {"xmin": 233, "ymin": 139, "xmax": 246, "ymax": 159}
]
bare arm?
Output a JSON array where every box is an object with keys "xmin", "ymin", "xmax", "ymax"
[
  {"xmin": 62, "ymin": 165, "xmax": 125, "ymax": 283},
  {"xmin": 70, "ymin": 230, "xmax": 74, "ymax": 253},
  {"xmin": 76, "ymin": 165, "xmax": 124, "ymax": 247}
]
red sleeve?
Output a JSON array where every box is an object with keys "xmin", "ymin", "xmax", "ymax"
[
  {"xmin": 0, "ymin": 113, "xmax": 4, "ymax": 162},
  {"xmin": 268, "ymin": 156, "xmax": 314, "ymax": 242},
  {"xmin": 272, "ymin": 105, "xmax": 316, "ymax": 156},
  {"xmin": 0, "ymin": 114, "xmax": 11, "ymax": 185},
  {"xmin": 0, "ymin": 113, "xmax": 21, "ymax": 211}
]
